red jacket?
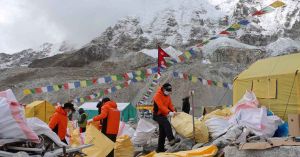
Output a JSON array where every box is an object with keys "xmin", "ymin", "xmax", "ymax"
[
  {"xmin": 49, "ymin": 106, "xmax": 68, "ymax": 140},
  {"xmin": 153, "ymin": 87, "xmax": 175, "ymax": 116}
]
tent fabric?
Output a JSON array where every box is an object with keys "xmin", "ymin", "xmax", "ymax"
[
  {"xmin": 25, "ymin": 101, "xmax": 55, "ymax": 123},
  {"xmin": 80, "ymin": 102, "xmax": 137, "ymax": 122},
  {"xmin": 233, "ymin": 53, "xmax": 300, "ymax": 120}
]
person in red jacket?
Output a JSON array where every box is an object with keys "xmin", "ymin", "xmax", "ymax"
[
  {"xmin": 49, "ymin": 102, "xmax": 75, "ymax": 144},
  {"xmin": 153, "ymin": 83, "xmax": 180, "ymax": 152},
  {"xmin": 92, "ymin": 97, "xmax": 120, "ymax": 157}
]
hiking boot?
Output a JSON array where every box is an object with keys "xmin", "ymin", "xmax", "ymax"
[
  {"xmin": 155, "ymin": 148, "xmax": 167, "ymax": 153},
  {"xmin": 169, "ymin": 138, "xmax": 180, "ymax": 146}
]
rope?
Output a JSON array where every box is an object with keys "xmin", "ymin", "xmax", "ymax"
[
  {"xmin": 283, "ymin": 70, "xmax": 298, "ymax": 119},
  {"xmin": 217, "ymin": 89, "xmax": 230, "ymax": 107}
]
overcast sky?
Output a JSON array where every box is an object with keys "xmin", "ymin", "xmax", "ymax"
[{"xmin": 0, "ymin": 0, "xmax": 182, "ymax": 54}]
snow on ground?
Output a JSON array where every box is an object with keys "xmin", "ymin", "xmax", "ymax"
[
  {"xmin": 202, "ymin": 37, "xmax": 258, "ymax": 56},
  {"xmin": 266, "ymin": 38, "xmax": 300, "ymax": 56}
]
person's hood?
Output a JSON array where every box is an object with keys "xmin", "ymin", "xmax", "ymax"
[
  {"xmin": 55, "ymin": 106, "xmax": 67, "ymax": 116},
  {"xmin": 157, "ymin": 86, "xmax": 168, "ymax": 97},
  {"xmin": 104, "ymin": 100, "xmax": 118, "ymax": 109}
]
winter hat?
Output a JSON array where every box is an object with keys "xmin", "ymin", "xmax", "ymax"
[{"xmin": 162, "ymin": 83, "xmax": 172, "ymax": 92}]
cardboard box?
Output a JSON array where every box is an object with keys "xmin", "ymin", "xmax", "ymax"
[
  {"xmin": 288, "ymin": 114, "xmax": 300, "ymax": 137},
  {"xmin": 239, "ymin": 138, "xmax": 300, "ymax": 150}
]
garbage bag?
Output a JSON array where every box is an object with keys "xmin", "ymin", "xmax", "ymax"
[
  {"xmin": 229, "ymin": 106, "xmax": 281, "ymax": 137},
  {"xmin": 142, "ymin": 145, "xmax": 218, "ymax": 157},
  {"xmin": 83, "ymin": 124, "xmax": 114, "ymax": 157},
  {"xmin": 114, "ymin": 135, "xmax": 134, "ymax": 157},
  {"xmin": 274, "ymin": 122, "xmax": 288, "ymax": 137},
  {"xmin": 0, "ymin": 97, "xmax": 39, "ymax": 142},
  {"xmin": 231, "ymin": 91, "xmax": 259, "ymax": 114},
  {"xmin": 202, "ymin": 108, "xmax": 232, "ymax": 122},
  {"xmin": 171, "ymin": 112, "xmax": 209, "ymax": 143},
  {"xmin": 27, "ymin": 117, "xmax": 66, "ymax": 147},
  {"xmin": 205, "ymin": 117, "xmax": 231, "ymax": 139},
  {"xmin": 118, "ymin": 121, "xmax": 135, "ymax": 138},
  {"xmin": 132, "ymin": 119, "xmax": 156, "ymax": 145}
]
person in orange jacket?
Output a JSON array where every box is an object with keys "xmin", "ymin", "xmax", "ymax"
[
  {"xmin": 49, "ymin": 102, "xmax": 75, "ymax": 144},
  {"xmin": 91, "ymin": 97, "xmax": 120, "ymax": 157},
  {"xmin": 153, "ymin": 83, "xmax": 180, "ymax": 152}
]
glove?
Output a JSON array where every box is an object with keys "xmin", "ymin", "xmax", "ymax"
[{"xmin": 168, "ymin": 112, "xmax": 175, "ymax": 117}]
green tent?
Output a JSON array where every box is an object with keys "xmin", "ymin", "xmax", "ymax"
[{"xmin": 80, "ymin": 102, "xmax": 137, "ymax": 122}]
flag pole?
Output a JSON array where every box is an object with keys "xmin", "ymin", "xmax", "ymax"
[{"xmin": 191, "ymin": 90, "xmax": 196, "ymax": 144}]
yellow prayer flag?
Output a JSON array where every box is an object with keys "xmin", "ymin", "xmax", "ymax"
[
  {"xmin": 184, "ymin": 51, "xmax": 192, "ymax": 59},
  {"xmin": 23, "ymin": 89, "xmax": 31, "ymax": 95},
  {"xmin": 231, "ymin": 23, "xmax": 241, "ymax": 29},
  {"xmin": 136, "ymin": 77, "xmax": 142, "ymax": 81},
  {"xmin": 191, "ymin": 76, "xmax": 198, "ymax": 83},
  {"xmin": 111, "ymin": 75, "xmax": 117, "ymax": 81},
  {"xmin": 270, "ymin": 1, "xmax": 285, "ymax": 8},
  {"xmin": 53, "ymin": 85, "xmax": 60, "ymax": 91},
  {"xmin": 80, "ymin": 81, "xmax": 87, "ymax": 87},
  {"xmin": 217, "ymin": 82, "xmax": 223, "ymax": 87},
  {"xmin": 135, "ymin": 70, "xmax": 142, "ymax": 76},
  {"xmin": 116, "ymin": 85, "xmax": 122, "ymax": 90}
]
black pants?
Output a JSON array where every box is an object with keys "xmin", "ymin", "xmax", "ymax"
[
  {"xmin": 104, "ymin": 133, "xmax": 117, "ymax": 157},
  {"xmin": 80, "ymin": 127, "xmax": 86, "ymax": 133},
  {"xmin": 153, "ymin": 115, "xmax": 175, "ymax": 152}
]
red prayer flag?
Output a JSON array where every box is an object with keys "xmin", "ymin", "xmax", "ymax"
[
  {"xmin": 252, "ymin": 10, "xmax": 265, "ymax": 16},
  {"xmin": 158, "ymin": 46, "xmax": 170, "ymax": 74},
  {"xmin": 63, "ymin": 83, "xmax": 69, "ymax": 89},
  {"xmin": 207, "ymin": 80, "xmax": 212, "ymax": 85},
  {"xmin": 35, "ymin": 88, "xmax": 43, "ymax": 94},
  {"xmin": 220, "ymin": 30, "xmax": 231, "ymax": 35}
]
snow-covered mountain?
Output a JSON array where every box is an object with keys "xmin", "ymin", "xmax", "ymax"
[
  {"xmin": 0, "ymin": 41, "xmax": 76, "ymax": 69},
  {"xmin": 2, "ymin": 0, "xmax": 300, "ymax": 69}
]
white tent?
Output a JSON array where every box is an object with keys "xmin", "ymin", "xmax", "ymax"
[{"xmin": 80, "ymin": 102, "xmax": 137, "ymax": 122}]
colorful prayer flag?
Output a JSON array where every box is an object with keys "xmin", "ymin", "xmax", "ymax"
[
  {"xmin": 270, "ymin": 1, "xmax": 285, "ymax": 8},
  {"xmin": 80, "ymin": 81, "xmax": 87, "ymax": 87},
  {"xmin": 23, "ymin": 89, "xmax": 31, "ymax": 95},
  {"xmin": 238, "ymin": 20, "xmax": 250, "ymax": 25},
  {"xmin": 262, "ymin": 6, "xmax": 275, "ymax": 13},
  {"xmin": 220, "ymin": 31, "xmax": 231, "ymax": 35}
]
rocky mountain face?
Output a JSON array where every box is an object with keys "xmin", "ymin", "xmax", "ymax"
[
  {"xmin": 0, "ymin": 0, "xmax": 300, "ymax": 109},
  {"xmin": 0, "ymin": 42, "xmax": 75, "ymax": 69}
]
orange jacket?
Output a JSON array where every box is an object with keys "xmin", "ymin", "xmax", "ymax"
[
  {"xmin": 93, "ymin": 101, "xmax": 118, "ymax": 121},
  {"xmin": 93, "ymin": 101, "xmax": 120, "ymax": 134},
  {"xmin": 48, "ymin": 106, "xmax": 68, "ymax": 140},
  {"xmin": 153, "ymin": 87, "xmax": 175, "ymax": 116}
]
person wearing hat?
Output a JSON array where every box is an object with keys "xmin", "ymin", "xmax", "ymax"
[
  {"xmin": 153, "ymin": 83, "xmax": 180, "ymax": 153},
  {"xmin": 78, "ymin": 108, "xmax": 88, "ymax": 133},
  {"xmin": 182, "ymin": 96, "xmax": 190, "ymax": 114},
  {"xmin": 91, "ymin": 97, "xmax": 120, "ymax": 157},
  {"xmin": 49, "ymin": 102, "xmax": 75, "ymax": 144}
]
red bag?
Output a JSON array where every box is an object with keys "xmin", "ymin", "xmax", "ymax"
[{"xmin": 106, "ymin": 108, "xmax": 120, "ymax": 134}]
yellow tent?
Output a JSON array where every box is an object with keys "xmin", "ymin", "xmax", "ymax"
[
  {"xmin": 25, "ymin": 101, "xmax": 55, "ymax": 123},
  {"xmin": 233, "ymin": 53, "xmax": 300, "ymax": 120}
]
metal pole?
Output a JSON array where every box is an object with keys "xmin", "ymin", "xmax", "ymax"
[{"xmin": 191, "ymin": 90, "xmax": 195, "ymax": 144}]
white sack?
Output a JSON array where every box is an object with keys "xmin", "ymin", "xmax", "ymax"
[
  {"xmin": 132, "ymin": 119, "xmax": 156, "ymax": 145},
  {"xmin": 229, "ymin": 106, "xmax": 281, "ymax": 137},
  {"xmin": 0, "ymin": 97, "xmax": 39, "ymax": 142},
  {"xmin": 27, "ymin": 117, "xmax": 66, "ymax": 147},
  {"xmin": 118, "ymin": 121, "xmax": 135, "ymax": 138},
  {"xmin": 205, "ymin": 117, "xmax": 231, "ymax": 139}
]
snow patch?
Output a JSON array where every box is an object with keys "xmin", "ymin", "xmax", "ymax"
[
  {"xmin": 266, "ymin": 38, "xmax": 300, "ymax": 56},
  {"xmin": 202, "ymin": 37, "xmax": 257, "ymax": 56}
]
